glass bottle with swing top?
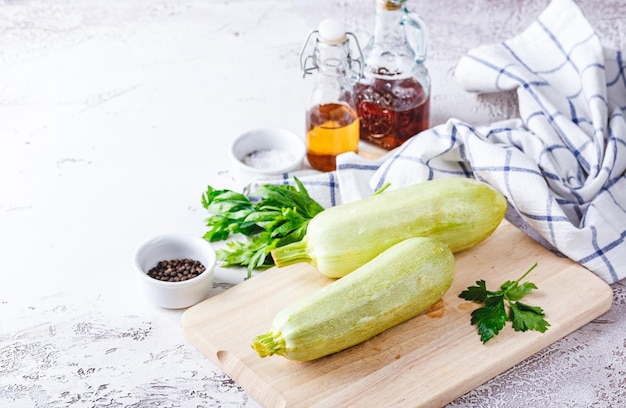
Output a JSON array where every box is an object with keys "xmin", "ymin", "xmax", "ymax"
[{"xmin": 300, "ymin": 19, "xmax": 364, "ymax": 172}]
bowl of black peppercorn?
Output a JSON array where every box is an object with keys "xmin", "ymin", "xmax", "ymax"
[{"xmin": 133, "ymin": 233, "xmax": 216, "ymax": 309}]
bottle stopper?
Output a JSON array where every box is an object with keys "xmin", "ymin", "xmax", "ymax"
[{"xmin": 318, "ymin": 18, "xmax": 347, "ymax": 45}]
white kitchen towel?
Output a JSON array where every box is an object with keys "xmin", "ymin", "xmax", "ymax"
[{"xmin": 260, "ymin": 0, "xmax": 626, "ymax": 283}]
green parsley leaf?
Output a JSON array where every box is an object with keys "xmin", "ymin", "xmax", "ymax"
[
  {"xmin": 216, "ymin": 233, "xmax": 276, "ymax": 270},
  {"xmin": 505, "ymin": 281, "xmax": 538, "ymax": 302},
  {"xmin": 201, "ymin": 177, "xmax": 324, "ymax": 278},
  {"xmin": 459, "ymin": 279, "xmax": 489, "ymax": 303},
  {"xmin": 509, "ymin": 301, "xmax": 550, "ymax": 333},
  {"xmin": 459, "ymin": 263, "xmax": 549, "ymax": 343},
  {"xmin": 470, "ymin": 294, "xmax": 507, "ymax": 343}
]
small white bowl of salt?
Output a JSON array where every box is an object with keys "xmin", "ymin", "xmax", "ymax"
[{"xmin": 230, "ymin": 128, "xmax": 306, "ymax": 190}]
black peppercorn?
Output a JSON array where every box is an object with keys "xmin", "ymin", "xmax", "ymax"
[{"xmin": 147, "ymin": 258, "xmax": 206, "ymax": 282}]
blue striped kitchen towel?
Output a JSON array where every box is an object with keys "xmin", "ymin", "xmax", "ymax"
[{"xmin": 262, "ymin": 0, "xmax": 626, "ymax": 283}]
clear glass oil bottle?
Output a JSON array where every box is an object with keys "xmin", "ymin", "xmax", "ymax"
[
  {"xmin": 357, "ymin": 0, "xmax": 431, "ymax": 150},
  {"xmin": 300, "ymin": 19, "xmax": 363, "ymax": 171}
]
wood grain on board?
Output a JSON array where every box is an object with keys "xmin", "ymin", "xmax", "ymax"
[{"xmin": 183, "ymin": 221, "xmax": 612, "ymax": 407}]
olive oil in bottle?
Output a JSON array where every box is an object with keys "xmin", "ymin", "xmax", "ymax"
[
  {"xmin": 306, "ymin": 103, "xmax": 360, "ymax": 171},
  {"xmin": 300, "ymin": 19, "xmax": 363, "ymax": 171}
]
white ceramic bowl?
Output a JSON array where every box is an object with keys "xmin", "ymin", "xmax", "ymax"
[
  {"xmin": 133, "ymin": 233, "xmax": 216, "ymax": 309},
  {"xmin": 230, "ymin": 128, "xmax": 305, "ymax": 189}
]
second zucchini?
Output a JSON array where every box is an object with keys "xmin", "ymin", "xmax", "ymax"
[{"xmin": 271, "ymin": 177, "xmax": 507, "ymax": 278}]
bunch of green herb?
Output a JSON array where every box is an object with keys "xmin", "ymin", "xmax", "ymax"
[
  {"xmin": 201, "ymin": 178, "xmax": 324, "ymax": 278},
  {"xmin": 459, "ymin": 263, "xmax": 550, "ymax": 343}
]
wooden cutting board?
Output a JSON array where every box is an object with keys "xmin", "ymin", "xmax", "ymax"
[{"xmin": 182, "ymin": 220, "xmax": 612, "ymax": 408}]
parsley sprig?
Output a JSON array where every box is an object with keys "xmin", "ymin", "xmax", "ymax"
[
  {"xmin": 459, "ymin": 263, "xmax": 550, "ymax": 343},
  {"xmin": 201, "ymin": 178, "xmax": 324, "ymax": 278}
]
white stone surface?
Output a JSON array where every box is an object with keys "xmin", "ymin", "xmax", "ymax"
[{"xmin": 1, "ymin": 0, "xmax": 625, "ymax": 407}]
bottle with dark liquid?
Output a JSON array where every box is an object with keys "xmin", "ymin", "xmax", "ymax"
[
  {"xmin": 300, "ymin": 19, "xmax": 363, "ymax": 171},
  {"xmin": 357, "ymin": 0, "xmax": 431, "ymax": 150}
]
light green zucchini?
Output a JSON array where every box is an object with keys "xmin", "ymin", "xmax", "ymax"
[
  {"xmin": 252, "ymin": 237, "xmax": 455, "ymax": 361},
  {"xmin": 271, "ymin": 177, "xmax": 506, "ymax": 278}
]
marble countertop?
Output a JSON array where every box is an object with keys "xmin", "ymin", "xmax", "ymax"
[{"xmin": 1, "ymin": 0, "xmax": 625, "ymax": 407}]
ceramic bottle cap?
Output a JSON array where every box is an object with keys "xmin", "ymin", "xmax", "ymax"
[{"xmin": 318, "ymin": 19, "xmax": 347, "ymax": 45}]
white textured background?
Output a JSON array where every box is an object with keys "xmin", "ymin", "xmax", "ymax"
[{"xmin": 1, "ymin": 1, "xmax": 625, "ymax": 407}]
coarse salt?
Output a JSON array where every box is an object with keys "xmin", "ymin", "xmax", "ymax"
[{"xmin": 242, "ymin": 148, "xmax": 295, "ymax": 170}]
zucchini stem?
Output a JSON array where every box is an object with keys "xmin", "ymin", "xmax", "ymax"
[
  {"xmin": 270, "ymin": 239, "xmax": 313, "ymax": 268},
  {"xmin": 251, "ymin": 331, "xmax": 286, "ymax": 357}
]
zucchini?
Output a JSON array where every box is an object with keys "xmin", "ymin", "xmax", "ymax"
[
  {"xmin": 271, "ymin": 177, "xmax": 506, "ymax": 278},
  {"xmin": 252, "ymin": 237, "xmax": 455, "ymax": 361}
]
